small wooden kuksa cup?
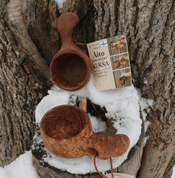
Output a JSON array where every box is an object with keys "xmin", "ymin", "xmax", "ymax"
[
  {"xmin": 40, "ymin": 105, "xmax": 130, "ymax": 160},
  {"xmin": 50, "ymin": 13, "xmax": 91, "ymax": 91}
]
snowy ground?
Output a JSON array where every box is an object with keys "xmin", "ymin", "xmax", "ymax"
[
  {"xmin": 0, "ymin": 150, "xmax": 175, "ymax": 178},
  {"xmin": 0, "ymin": 75, "xmax": 155, "ymax": 177},
  {"xmin": 0, "ymin": 72, "xmax": 173, "ymax": 177},
  {"xmin": 172, "ymin": 168, "xmax": 175, "ymax": 178},
  {"xmin": 33, "ymin": 75, "xmax": 154, "ymax": 175},
  {"xmin": 0, "ymin": 151, "xmax": 40, "ymax": 178}
]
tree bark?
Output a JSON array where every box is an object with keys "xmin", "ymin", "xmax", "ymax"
[
  {"xmin": 0, "ymin": 0, "xmax": 58, "ymax": 166},
  {"xmin": 0, "ymin": 0, "xmax": 175, "ymax": 178},
  {"xmin": 62, "ymin": 1, "xmax": 175, "ymax": 177}
]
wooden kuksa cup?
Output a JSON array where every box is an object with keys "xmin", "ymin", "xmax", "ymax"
[
  {"xmin": 50, "ymin": 13, "xmax": 91, "ymax": 91},
  {"xmin": 40, "ymin": 105, "xmax": 130, "ymax": 160}
]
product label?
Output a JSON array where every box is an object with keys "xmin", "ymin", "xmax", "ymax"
[
  {"xmin": 87, "ymin": 35, "xmax": 132, "ymax": 91},
  {"xmin": 105, "ymin": 173, "xmax": 135, "ymax": 178}
]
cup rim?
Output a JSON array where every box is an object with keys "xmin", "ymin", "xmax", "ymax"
[
  {"xmin": 50, "ymin": 48, "xmax": 91, "ymax": 91},
  {"xmin": 40, "ymin": 104, "xmax": 91, "ymax": 141}
]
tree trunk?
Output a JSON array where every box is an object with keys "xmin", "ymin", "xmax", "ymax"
[
  {"xmin": 0, "ymin": 0, "xmax": 175, "ymax": 178},
  {"xmin": 0, "ymin": 0, "xmax": 58, "ymax": 166}
]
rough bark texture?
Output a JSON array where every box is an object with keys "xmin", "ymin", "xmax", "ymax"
[
  {"xmin": 0, "ymin": 0, "xmax": 175, "ymax": 178},
  {"xmin": 21, "ymin": 0, "xmax": 60, "ymax": 65},
  {"xmin": 0, "ymin": 0, "xmax": 58, "ymax": 166},
  {"xmin": 163, "ymin": 155, "xmax": 175, "ymax": 178},
  {"xmin": 91, "ymin": 0, "xmax": 175, "ymax": 177}
]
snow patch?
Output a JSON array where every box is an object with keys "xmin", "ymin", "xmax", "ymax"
[
  {"xmin": 144, "ymin": 78, "xmax": 148, "ymax": 84},
  {"xmin": 171, "ymin": 166, "xmax": 175, "ymax": 178},
  {"xmin": 0, "ymin": 151, "xmax": 40, "ymax": 178},
  {"xmin": 35, "ymin": 76, "xmax": 142, "ymax": 174},
  {"xmin": 88, "ymin": 114, "xmax": 107, "ymax": 133},
  {"xmin": 136, "ymin": 89, "xmax": 154, "ymax": 147},
  {"xmin": 55, "ymin": 0, "xmax": 66, "ymax": 12},
  {"xmin": 0, "ymin": 76, "xmax": 156, "ymax": 176},
  {"xmin": 144, "ymin": 136, "xmax": 149, "ymax": 147}
]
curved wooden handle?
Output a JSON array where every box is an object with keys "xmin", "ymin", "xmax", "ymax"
[
  {"xmin": 101, "ymin": 134, "xmax": 130, "ymax": 157},
  {"xmin": 57, "ymin": 13, "xmax": 79, "ymax": 48},
  {"xmin": 91, "ymin": 133, "xmax": 130, "ymax": 159}
]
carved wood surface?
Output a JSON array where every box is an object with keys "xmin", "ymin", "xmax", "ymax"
[{"xmin": 32, "ymin": 100, "xmax": 144, "ymax": 178}]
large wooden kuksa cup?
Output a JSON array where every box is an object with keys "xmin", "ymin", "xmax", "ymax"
[
  {"xmin": 40, "ymin": 105, "xmax": 130, "ymax": 160},
  {"xmin": 50, "ymin": 13, "xmax": 91, "ymax": 91}
]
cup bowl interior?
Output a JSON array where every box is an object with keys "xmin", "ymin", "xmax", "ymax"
[
  {"xmin": 50, "ymin": 53, "xmax": 88, "ymax": 90},
  {"xmin": 40, "ymin": 105, "xmax": 88, "ymax": 140}
]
